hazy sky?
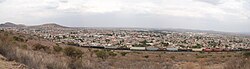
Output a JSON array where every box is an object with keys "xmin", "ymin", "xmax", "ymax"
[{"xmin": 0, "ymin": 0, "xmax": 249, "ymax": 32}]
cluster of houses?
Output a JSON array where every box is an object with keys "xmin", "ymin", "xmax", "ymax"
[{"xmin": 1, "ymin": 26, "xmax": 250, "ymax": 51}]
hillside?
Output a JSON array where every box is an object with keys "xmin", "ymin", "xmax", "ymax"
[
  {"xmin": 0, "ymin": 30, "xmax": 250, "ymax": 69},
  {"xmin": 0, "ymin": 54, "xmax": 26, "ymax": 69},
  {"xmin": 0, "ymin": 22, "xmax": 25, "ymax": 27},
  {"xmin": 28, "ymin": 23, "xmax": 68, "ymax": 29}
]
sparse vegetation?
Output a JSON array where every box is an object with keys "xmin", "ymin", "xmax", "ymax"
[
  {"xmin": 20, "ymin": 44, "xmax": 28, "ymax": 50},
  {"xmin": 13, "ymin": 36, "xmax": 25, "ymax": 42},
  {"xmin": 108, "ymin": 51, "xmax": 117, "ymax": 56},
  {"xmin": 53, "ymin": 45, "xmax": 63, "ymax": 52},
  {"xmin": 120, "ymin": 52, "xmax": 129, "ymax": 56},
  {"xmin": 95, "ymin": 50, "xmax": 109, "ymax": 60},
  {"xmin": 67, "ymin": 42, "xmax": 79, "ymax": 46},
  {"xmin": 144, "ymin": 55, "xmax": 149, "ymax": 58},
  {"xmin": 170, "ymin": 56, "xmax": 175, "ymax": 59},
  {"xmin": 33, "ymin": 43, "xmax": 52, "ymax": 53},
  {"xmin": 63, "ymin": 46, "xmax": 83, "ymax": 58},
  {"xmin": 243, "ymin": 52, "xmax": 250, "ymax": 57}
]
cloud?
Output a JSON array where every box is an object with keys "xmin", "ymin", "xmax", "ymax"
[
  {"xmin": 0, "ymin": 0, "xmax": 250, "ymax": 32},
  {"xmin": 0, "ymin": 0, "xmax": 5, "ymax": 3},
  {"xmin": 195, "ymin": 0, "xmax": 222, "ymax": 5}
]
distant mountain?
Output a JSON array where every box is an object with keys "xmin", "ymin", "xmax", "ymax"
[
  {"xmin": 0, "ymin": 22, "xmax": 25, "ymax": 27},
  {"xmin": 28, "ymin": 23, "xmax": 68, "ymax": 29}
]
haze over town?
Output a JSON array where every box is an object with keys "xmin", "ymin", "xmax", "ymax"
[{"xmin": 0, "ymin": 0, "xmax": 250, "ymax": 33}]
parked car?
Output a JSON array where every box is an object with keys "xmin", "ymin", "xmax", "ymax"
[
  {"xmin": 166, "ymin": 48, "xmax": 178, "ymax": 52},
  {"xmin": 146, "ymin": 47, "xmax": 159, "ymax": 51},
  {"xmin": 192, "ymin": 48, "xmax": 203, "ymax": 52},
  {"xmin": 204, "ymin": 48, "xmax": 213, "ymax": 52}
]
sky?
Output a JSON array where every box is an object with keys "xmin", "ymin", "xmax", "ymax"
[{"xmin": 0, "ymin": 0, "xmax": 250, "ymax": 33}]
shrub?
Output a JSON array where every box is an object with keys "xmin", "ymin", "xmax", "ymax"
[
  {"xmin": 243, "ymin": 52, "xmax": 250, "ymax": 57},
  {"xmin": 95, "ymin": 50, "xmax": 109, "ymax": 60},
  {"xmin": 93, "ymin": 50, "xmax": 99, "ymax": 53},
  {"xmin": 199, "ymin": 51, "xmax": 205, "ymax": 54},
  {"xmin": 196, "ymin": 55, "xmax": 207, "ymax": 58},
  {"xmin": 64, "ymin": 47, "xmax": 83, "ymax": 58},
  {"xmin": 13, "ymin": 36, "xmax": 25, "ymax": 42},
  {"xmin": 20, "ymin": 44, "xmax": 28, "ymax": 50},
  {"xmin": 67, "ymin": 42, "xmax": 79, "ymax": 46},
  {"xmin": 53, "ymin": 46, "xmax": 63, "ymax": 52},
  {"xmin": 33, "ymin": 43, "xmax": 49, "ymax": 51},
  {"xmin": 170, "ymin": 56, "xmax": 176, "ymax": 59},
  {"xmin": 144, "ymin": 55, "xmax": 149, "ymax": 58},
  {"xmin": 120, "ymin": 52, "xmax": 128, "ymax": 56},
  {"xmin": 108, "ymin": 51, "xmax": 117, "ymax": 56}
]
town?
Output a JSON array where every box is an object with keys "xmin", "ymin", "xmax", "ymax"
[{"xmin": 1, "ymin": 23, "xmax": 250, "ymax": 52}]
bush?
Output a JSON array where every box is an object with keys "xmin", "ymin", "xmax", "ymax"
[
  {"xmin": 64, "ymin": 47, "xmax": 83, "ymax": 58},
  {"xmin": 120, "ymin": 52, "xmax": 128, "ymax": 56},
  {"xmin": 13, "ymin": 36, "xmax": 25, "ymax": 42},
  {"xmin": 243, "ymin": 52, "xmax": 250, "ymax": 57},
  {"xmin": 170, "ymin": 56, "xmax": 176, "ymax": 59},
  {"xmin": 196, "ymin": 55, "xmax": 207, "ymax": 58},
  {"xmin": 108, "ymin": 51, "xmax": 117, "ymax": 56},
  {"xmin": 144, "ymin": 55, "xmax": 149, "ymax": 58},
  {"xmin": 20, "ymin": 44, "xmax": 28, "ymax": 50},
  {"xmin": 33, "ymin": 43, "xmax": 49, "ymax": 51},
  {"xmin": 95, "ymin": 50, "xmax": 109, "ymax": 60},
  {"xmin": 67, "ymin": 42, "xmax": 79, "ymax": 46},
  {"xmin": 53, "ymin": 46, "xmax": 63, "ymax": 52}
]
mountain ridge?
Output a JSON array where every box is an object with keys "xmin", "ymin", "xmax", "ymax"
[
  {"xmin": 0, "ymin": 22, "xmax": 68, "ymax": 29},
  {"xmin": 0, "ymin": 22, "xmax": 25, "ymax": 27}
]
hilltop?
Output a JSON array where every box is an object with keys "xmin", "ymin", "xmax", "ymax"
[
  {"xmin": 0, "ymin": 22, "xmax": 25, "ymax": 27},
  {"xmin": 0, "ymin": 22, "xmax": 69, "ymax": 30},
  {"xmin": 28, "ymin": 23, "xmax": 68, "ymax": 29}
]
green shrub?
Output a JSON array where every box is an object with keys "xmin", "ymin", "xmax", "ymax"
[
  {"xmin": 95, "ymin": 50, "xmax": 109, "ymax": 60},
  {"xmin": 53, "ymin": 46, "xmax": 63, "ymax": 52},
  {"xmin": 108, "ymin": 51, "xmax": 117, "ymax": 56},
  {"xmin": 64, "ymin": 47, "xmax": 83, "ymax": 58},
  {"xmin": 13, "ymin": 36, "xmax": 25, "ymax": 42}
]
